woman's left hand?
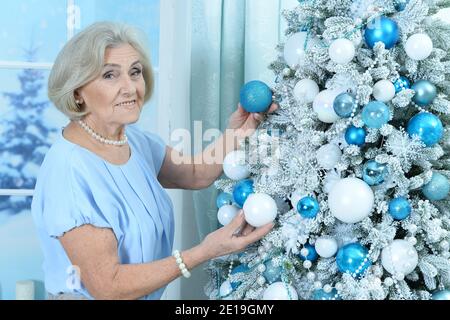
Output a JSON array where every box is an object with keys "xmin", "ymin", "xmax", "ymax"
[{"xmin": 228, "ymin": 102, "xmax": 279, "ymax": 139}]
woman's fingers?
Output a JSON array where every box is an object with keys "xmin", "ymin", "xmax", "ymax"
[
  {"xmin": 238, "ymin": 222, "xmax": 274, "ymax": 247},
  {"xmin": 268, "ymin": 103, "xmax": 279, "ymax": 113},
  {"xmin": 228, "ymin": 210, "xmax": 246, "ymax": 236},
  {"xmin": 241, "ymin": 223, "xmax": 255, "ymax": 236}
]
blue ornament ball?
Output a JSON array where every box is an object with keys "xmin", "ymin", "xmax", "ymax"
[
  {"xmin": 388, "ymin": 197, "xmax": 412, "ymax": 220},
  {"xmin": 361, "ymin": 101, "xmax": 391, "ymax": 129},
  {"xmin": 333, "ymin": 92, "xmax": 357, "ymax": 118},
  {"xmin": 411, "ymin": 80, "xmax": 437, "ymax": 107},
  {"xmin": 230, "ymin": 264, "xmax": 250, "ymax": 289},
  {"xmin": 239, "ymin": 80, "xmax": 273, "ymax": 113},
  {"xmin": 364, "ymin": 16, "xmax": 399, "ymax": 49},
  {"xmin": 232, "ymin": 179, "xmax": 254, "ymax": 207},
  {"xmin": 345, "ymin": 126, "xmax": 366, "ymax": 146},
  {"xmin": 263, "ymin": 260, "xmax": 282, "ymax": 284},
  {"xmin": 422, "ymin": 172, "xmax": 450, "ymax": 201},
  {"xmin": 216, "ymin": 192, "xmax": 233, "ymax": 208},
  {"xmin": 297, "ymin": 196, "xmax": 320, "ymax": 218},
  {"xmin": 336, "ymin": 243, "xmax": 372, "ymax": 277},
  {"xmin": 298, "ymin": 243, "xmax": 318, "ymax": 262},
  {"xmin": 394, "ymin": 76, "xmax": 411, "ymax": 93},
  {"xmin": 432, "ymin": 289, "xmax": 450, "ymax": 300},
  {"xmin": 312, "ymin": 288, "xmax": 341, "ymax": 300},
  {"xmin": 362, "ymin": 160, "xmax": 389, "ymax": 186},
  {"xmin": 407, "ymin": 112, "xmax": 444, "ymax": 147}
]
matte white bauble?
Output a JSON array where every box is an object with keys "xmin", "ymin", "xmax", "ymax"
[
  {"xmin": 405, "ymin": 33, "xmax": 433, "ymax": 61},
  {"xmin": 381, "ymin": 239, "xmax": 419, "ymax": 276},
  {"xmin": 217, "ymin": 205, "xmax": 240, "ymax": 226},
  {"xmin": 262, "ymin": 282, "xmax": 298, "ymax": 300},
  {"xmin": 316, "ymin": 144, "xmax": 342, "ymax": 170},
  {"xmin": 373, "ymin": 80, "xmax": 396, "ymax": 102},
  {"xmin": 294, "ymin": 79, "xmax": 320, "ymax": 104},
  {"xmin": 284, "ymin": 32, "xmax": 310, "ymax": 68},
  {"xmin": 243, "ymin": 193, "xmax": 278, "ymax": 227},
  {"xmin": 315, "ymin": 236, "xmax": 339, "ymax": 258},
  {"xmin": 328, "ymin": 178, "xmax": 374, "ymax": 223},
  {"xmin": 223, "ymin": 150, "xmax": 250, "ymax": 180},
  {"xmin": 329, "ymin": 38, "xmax": 356, "ymax": 64},
  {"xmin": 313, "ymin": 89, "xmax": 343, "ymax": 123}
]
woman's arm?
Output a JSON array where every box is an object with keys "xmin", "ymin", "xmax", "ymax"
[
  {"xmin": 59, "ymin": 211, "xmax": 272, "ymax": 300},
  {"xmin": 158, "ymin": 103, "xmax": 278, "ymax": 190}
]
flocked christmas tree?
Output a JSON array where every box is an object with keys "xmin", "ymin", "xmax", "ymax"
[
  {"xmin": 0, "ymin": 46, "xmax": 56, "ymax": 216},
  {"xmin": 206, "ymin": 0, "xmax": 450, "ymax": 300}
]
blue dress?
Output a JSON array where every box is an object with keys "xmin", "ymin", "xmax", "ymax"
[{"xmin": 31, "ymin": 125, "xmax": 174, "ymax": 300}]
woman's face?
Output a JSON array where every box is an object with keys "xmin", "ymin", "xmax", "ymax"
[{"xmin": 76, "ymin": 44, "xmax": 146, "ymax": 126}]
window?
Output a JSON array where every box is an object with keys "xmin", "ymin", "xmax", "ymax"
[{"xmin": 0, "ymin": 0, "xmax": 160, "ymax": 300}]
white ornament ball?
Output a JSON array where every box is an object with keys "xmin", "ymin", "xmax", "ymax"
[
  {"xmin": 381, "ymin": 239, "xmax": 419, "ymax": 276},
  {"xmin": 316, "ymin": 144, "xmax": 342, "ymax": 170},
  {"xmin": 384, "ymin": 277, "xmax": 394, "ymax": 287},
  {"xmin": 328, "ymin": 178, "xmax": 375, "ymax": 223},
  {"xmin": 223, "ymin": 150, "xmax": 250, "ymax": 180},
  {"xmin": 315, "ymin": 236, "xmax": 339, "ymax": 258},
  {"xmin": 323, "ymin": 284, "xmax": 333, "ymax": 293},
  {"xmin": 313, "ymin": 89, "xmax": 343, "ymax": 123},
  {"xmin": 294, "ymin": 79, "xmax": 320, "ymax": 104},
  {"xmin": 329, "ymin": 38, "xmax": 356, "ymax": 64},
  {"xmin": 289, "ymin": 188, "xmax": 308, "ymax": 211},
  {"xmin": 303, "ymin": 260, "xmax": 312, "ymax": 269},
  {"xmin": 217, "ymin": 205, "xmax": 240, "ymax": 226},
  {"xmin": 257, "ymin": 276, "xmax": 266, "ymax": 286},
  {"xmin": 405, "ymin": 33, "xmax": 433, "ymax": 61},
  {"xmin": 373, "ymin": 80, "xmax": 396, "ymax": 102},
  {"xmin": 262, "ymin": 282, "xmax": 298, "ymax": 300},
  {"xmin": 219, "ymin": 280, "xmax": 233, "ymax": 297},
  {"xmin": 307, "ymin": 272, "xmax": 316, "ymax": 281},
  {"xmin": 243, "ymin": 193, "xmax": 278, "ymax": 227},
  {"xmin": 283, "ymin": 32, "xmax": 311, "ymax": 68},
  {"xmin": 258, "ymin": 264, "xmax": 266, "ymax": 273}
]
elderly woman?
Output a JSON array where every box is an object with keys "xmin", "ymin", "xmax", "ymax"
[{"xmin": 31, "ymin": 22, "xmax": 277, "ymax": 300}]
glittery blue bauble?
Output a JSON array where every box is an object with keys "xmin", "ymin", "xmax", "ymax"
[
  {"xmin": 345, "ymin": 125, "xmax": 366, "ymax": 146},
  {"xmin": 216, "ymin": 192, "xmax": 233, "ymax": 208},
  {"xmin": 232, "ymin": 179, "xmax": 254, "ymax": 207},
  {"xmin": 263, "ymin": 260, "xmax": 282, "ymax": 284},
  {"xmin": 362, "ymin": 160, "xmax": 389, "ymax": 186},
  {"xmin": 230, "ymin": 264, "xmax": 250, "ymax": 289},
  {"xmin": 336, "ymin": 243, "xmax": 371, "ymax": 277},
  {"xmin": 240, "ymin": 80, "xmax": 273, "ymax": 113},
  {"xmin": 361, "ymin": 101, "xmax": 391, "ymax": 129},
  {"xmin": 298, "ymin": 243, "xmax": 318, "ymax": 262},
  {"xmin": 364, "ymin": 16, "xmax": 399, "ymax": 49},
  {"xmin": 394, "ymin": 76, "xmax": 411, "ymax": 93},
  {"xmin": 422, "ymin": 172, "xmax": 450, "ymax": 201},
  {"xmin": 333, "ymin": 92, "xmax": 357, "ymax": 118},
  {"xmin": 297, "ymin": 196, "xmax": 320, "ymax": 218},
  {"xmin": 394, "ymin": 0, "xmax": 409, "ymax": 11},
  {"xmin": 388, "ymin": 197, "xmax": 412, "ymax": 220},
  {"xmin": 432, "ymin": 289, "xmax": 450, "ymax": 300},
  {"xmin": 407, "ymin": 112, "xmax": 444, "ymax": 147},
  {"xmin": 312, "ymin": 288, "xmax": 341, "ymax": 300},
  {"xmin": 411, "ymin": 80, "xmax": 437, "ymax": 107}
]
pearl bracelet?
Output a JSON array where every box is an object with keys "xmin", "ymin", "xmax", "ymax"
[{"xmin": 172, "ymin": 250, "xmax": 191, "ymax": 278}]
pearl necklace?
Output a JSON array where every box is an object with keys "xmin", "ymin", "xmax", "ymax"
[{"xmin": 77, "ymin": 120, "xmax": 128, "ymax": 146}]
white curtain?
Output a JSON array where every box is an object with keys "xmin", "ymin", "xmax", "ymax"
[{"xmin": 158, "ymin": 0, "xmax": 298, "ymax": 299}]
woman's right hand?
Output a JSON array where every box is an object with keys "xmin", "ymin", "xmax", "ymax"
[{"xmin": 199, "ymin": 210, "xmax": 274, "ymax": 260}]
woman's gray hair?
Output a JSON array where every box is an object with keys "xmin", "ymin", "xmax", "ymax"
[{"xmin": 48, "ymin": 21, "xmax": 154, "ymax": 120}]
